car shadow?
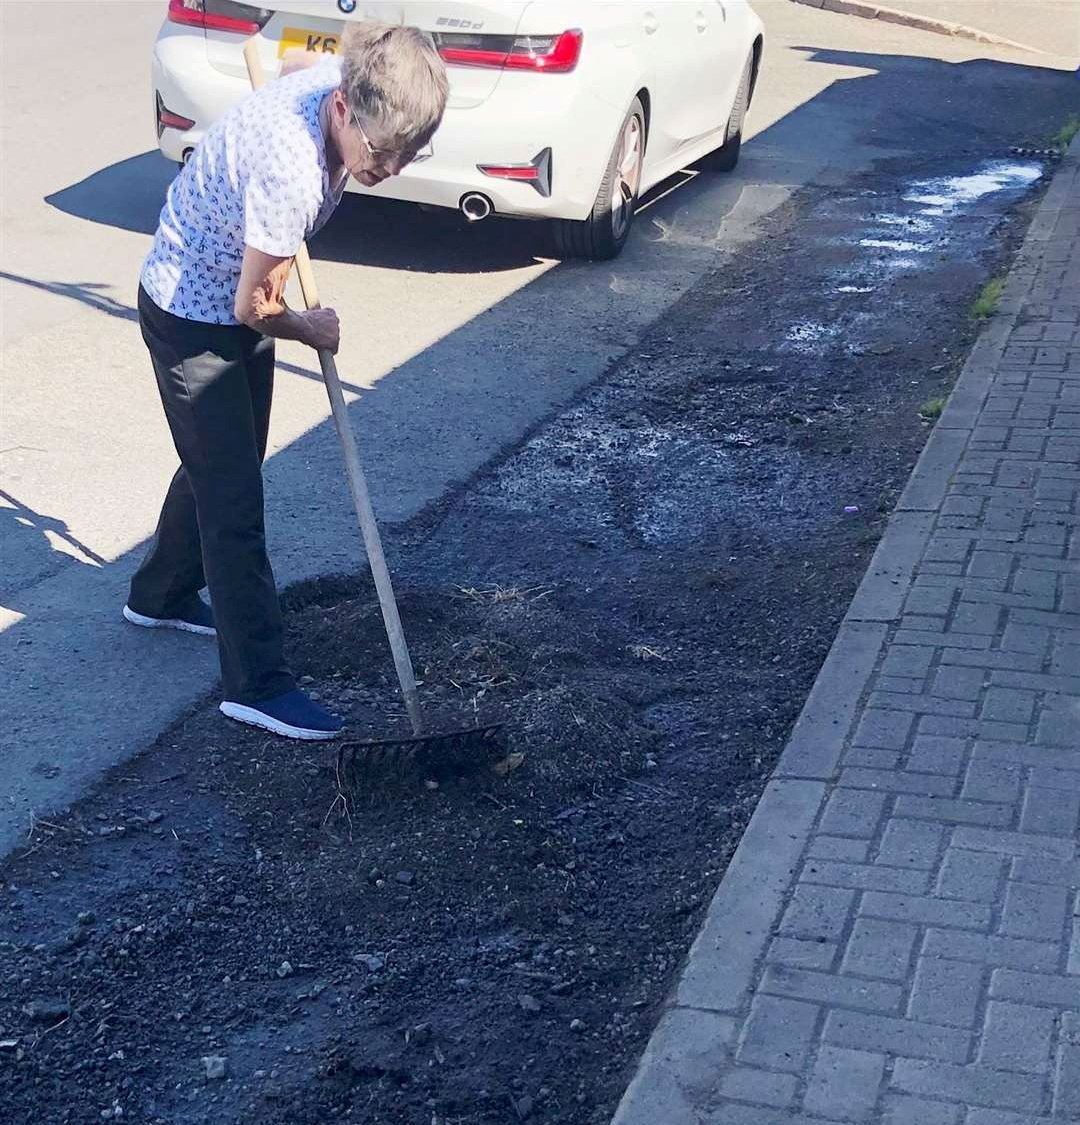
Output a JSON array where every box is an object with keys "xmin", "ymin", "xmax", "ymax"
[
  {"xmin": 43, "ymin": 149, "xmax": 733, "ymax": 276},
  {"xmin": 44, "ymin": 153, "xmax": 175, "ymax": 239}
]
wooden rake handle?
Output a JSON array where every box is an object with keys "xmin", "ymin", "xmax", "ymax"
[{"xmin": 243, "ymin": 41, "xmax": 425, "ymax": 737}]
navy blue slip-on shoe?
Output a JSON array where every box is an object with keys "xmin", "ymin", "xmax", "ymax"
[
  {"xmin": 123, "ymin": 597, "xmax": 216, "ymax": 637},
  {"xmin": 219, "ymin": 689, "xmax": 344, "ymax": 741}
]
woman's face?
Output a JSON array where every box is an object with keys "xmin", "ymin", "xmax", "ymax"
[{"xmin": 328, "ymin": 89, "xmax": 420, "ymax": 187}]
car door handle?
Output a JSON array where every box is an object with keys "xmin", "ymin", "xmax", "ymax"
[{"xmin": 643, "ymin": 11, "xmax": 658, "ymax": 34}]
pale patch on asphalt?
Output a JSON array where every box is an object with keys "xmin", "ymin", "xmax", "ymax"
[{"xmin": 904, "ymin": 160, "xmax": 1044, "ymax": 214}]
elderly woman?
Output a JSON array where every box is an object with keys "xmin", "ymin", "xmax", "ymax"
[{"xmin": 124, "ymin": 24, "xmax": 448, "ymax": 740}]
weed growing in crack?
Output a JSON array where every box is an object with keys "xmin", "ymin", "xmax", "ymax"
[
  {"xmin": 1052, "ymin": 114, "xmax": 1080, "ymax": 150},
  {"xmin": 919, "ymin": 397, "xmax": 947, "ymax": 423},
  {"xmin": 971, "ymin": 276, "xmax": 1005, "ymax": 320}
]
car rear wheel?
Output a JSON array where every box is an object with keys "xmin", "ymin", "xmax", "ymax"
[
  {"xmin": 550, "ymin": 97, "xmax": 646, "ymax": 261},
  {"xmin": 702, "ymin": 53, "xmax": 753, "ymax": 173}
]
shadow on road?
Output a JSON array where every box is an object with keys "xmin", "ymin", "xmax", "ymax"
[{"xmin": 0, "ymin": 490, "xmax": 107, "ymax": 607}]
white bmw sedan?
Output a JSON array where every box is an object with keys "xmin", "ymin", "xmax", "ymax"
[{"xmin": 153, "ymin": 1, "xmax": 764, "ymax": 259}]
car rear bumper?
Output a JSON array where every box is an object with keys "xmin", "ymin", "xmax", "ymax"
[{"xmin": 152, "ymin": 28, "xmax": 617, "ymax": 222}]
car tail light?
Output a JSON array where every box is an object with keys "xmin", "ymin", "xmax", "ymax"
[
  {"xmin": 478, "ymin": 149, "xmax": 552, "ymax": 197},
  {"xmin": 156, "ymin": 92, "xmax": 196, "ymax": 138},
  {"xmin": 435, "ymin": 29, "xmax": 582, "ymax": 73},
  {"xmin": 167, "ymin": 0, "xmax": 272, "ymax": 35}
]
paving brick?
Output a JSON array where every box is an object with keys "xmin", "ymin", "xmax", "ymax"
[
  {"xmin": 906, "ymin": 735, "xmax": 968, "ymax": 776},
  {"xmin": 978, "ymin": 1000, "xmax": 1056, "ymax": 1074},
  {"xmin": 890, "ymin": 1059, "xmax": 1044, "ymax": 1112},
  {"xmin": 839, "ymin": 768, "xmax": 955, "ymax": 797},
  {"xmin": 908, "ymin": 957, "xmax": 984, "ymax": 1028},
  {"xmin": 967, "ymin": 550, "xmax": 1013, "ymax": 579},
  {"xmin": 845, "ymin": 748, "xmax": 903, "ymax": 770},
  {"xmin": 841, "ymin": 918, "xmax": 918, "ymax": 981},
  {"xmin": 951, "ymin": 602, "xmax": 1004, "ymax": 635},
  {"xmin": 933, "ymin": 664, "xmax": 987, "ymax": 701},
  {"xmin": 965, "ymin": 1111, "xmax": 1054, "ymax": 1125},
  {"xmin": 700, "ymin": 1107, "xmax": 821, "ymax": 1125},
  {"xmin": 868, "ymin": 692, "xmax": 977, "ymax": 718},
  {"xmin": 924, "ymin": 537, "xmax": 972, "ymax": 564},
  {"xmin": 944, "ymin": 495, "xmax": 986, "ymax": 517},
  {"xmin": 991, "ymin": 968, "xmax": 1080, "ymax": 1008},
  {"xmin": 1000, "ymin": 882, "xmax": 1070, "ymax": 941},
  {"xmin": 853, "ymin": 709, "xmax": 916, "ymax": 750},
  {"xmin": 923, "ymin": 929, "xmax": 1059, "ymax": 971},
  {"xmin": 803, "ymin": 1045, "xmax": 885, "ymax": 1122},
  {"xmin": 824, "ymin": 1009, "xmax": 970, "ymax": 1063},
  {"xmin": 952, "ymin": 827, "xmax": 1075, "ymax": 859},
  {"xmin": 936, "ymin": 849, "xmax": 1007, "ymax": 903},
  {"xmin": 807, "ymin": 836, "xmax": 872, "ymax": 863},
  {"xmin": 862, "ymin": 891, "xmax": 992, "ymax": 930},
  {"xmin": 803, "ymin": 860, "xmax": 930, "ymax": 895},
  {"xmin": 921, "ymin": 561, "xmax": 965, "ymax": 575},
  {"xmin": 1029, "ymin": 765, "xmax": 1080, "ymax": 794},
  {"xmin": 1020, "ymin": 786, "xmax": 1080, "ymax": 836},
  {"xmin": 819, "ymin": 789, "xmax": 888, "ymax": 837},
  {"xmin": 992, "ymin": 669, "xmax": 1080, "ymax": 696},
  {"xmin": 906, "ymin": 584, "xmax": 957, "ymax": 616},
  {"xmin": 1054, "ymin": 1011, "xmax": 1080, "ymax": 1118},
  {"xmin": 981, "ymin": 687, "xmax": 1036, "ymax": 726},
  {"xmin": 940, "ymin": 646, "xmax": 1043, "ymax": 672},
  {"xmin": 973, "ymin": 739, "xmax": 1080, "ymax": 771},
  {"xmin": 780, "ymin": 885, "xmax": 856, "ymax": 942},
  {"xmin": 893, "ymin": 797, "xmax": 1013, "ymax": 827},
  {"xmin": 761, "ymin": 964, "xmax": 902, "ymax": 1013},
  {"xmin": 767, "ymin": 937, "xmax": 837, "ymax": 971},
  {"xmin": 1010, "ymin": 856, "xmax": 1080, "ymax": 888},
  {"xmin": 719, "ymin": 1065, "xmax": 797, "ymax": 1109},
  {"xmin": 1052, "ymin": 637, "xmax": 1080, "ymax": 676},
  {"xmin": 918, "ymin": 714, "xmax": 1029, "ymax": 742},
  {"xmin": 1068, "ymin": 917, "xmax": 1080, "ymax": 976},
  {"xmin": 960, "ymin": 759, "xmax": 1022, "ymax": 803},
  {"xmin": 1001, "ymin": 621, "xmax": 1052, "ymax": 655},
  {"xmin": 882, "ymin": 1095, "xmax": 962, "ymax": 1125},
  {"xmin": 876, "ymin": 819, "xmax": 947, "ymax": 869},
  {"xmin": 894, "ymin": 628, "xmax": 992, "ymax": 651},
  {"xmin": 1013, "ymin": 567, "xmax": 1061, "ymax": 602},
  {"xmin": 736, "ymin": 995, "xmax": 819, "ymax": 1073},
  {"xmin": 882, "ymin": 646, "xmax": 936, "ymax": 678},
  {"xmin": 1037, "ymin": 694, "xmax": 1080, "ymax": 748}
]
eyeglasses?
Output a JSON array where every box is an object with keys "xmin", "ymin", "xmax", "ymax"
[{"xmin": 350, "ymin": 109, "xmax": 432, "ymax": 169}]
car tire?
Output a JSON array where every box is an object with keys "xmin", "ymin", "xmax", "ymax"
[
  {"xmin": 550, "ymin": 97, "xmax": 646, "ymax": 261},
  {"xmin": 702, "ymin": 52, "xmax": 753, "ymax": 173}
]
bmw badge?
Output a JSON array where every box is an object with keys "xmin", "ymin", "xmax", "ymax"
[{"xmin": 338, "ymin": 0, "xmax": 357, "ymax": 12}]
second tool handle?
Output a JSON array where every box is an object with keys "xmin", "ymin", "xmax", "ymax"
[{"xmin": 243, "ymin": 40, "xmax": 425, "ymax": 737}]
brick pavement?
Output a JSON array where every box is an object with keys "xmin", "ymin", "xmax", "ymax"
[{"xmin": 612, "ymin": 139, "xmax": 1080, "ymax": 1124}]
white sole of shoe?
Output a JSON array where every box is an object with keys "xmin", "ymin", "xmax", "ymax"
[
  {"xmin": 123, "ymin": 604, "xmax": 216, "ymax": 637},
  {"xmin": 219, "ymin": 701, "xmax": 342, "ymax": 741}
]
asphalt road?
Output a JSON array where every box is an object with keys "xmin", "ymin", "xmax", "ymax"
[{"xmin": 1, "ymin": 0, "xmax": 1076, "ymax": 859}]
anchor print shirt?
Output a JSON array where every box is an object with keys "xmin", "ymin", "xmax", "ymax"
[{"xmin": 141, "ymin": 56, "xmax": 346, "ymax": 325}]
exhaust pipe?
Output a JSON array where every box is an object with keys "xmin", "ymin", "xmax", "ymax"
[{"xmin": 460, "ymin": 193, "xmax": 493, "ymax": 222}]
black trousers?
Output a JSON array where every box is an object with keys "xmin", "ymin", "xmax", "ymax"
[{"xmin": 129, "ymin": 286, "xmax": 294, "ymax": 704}]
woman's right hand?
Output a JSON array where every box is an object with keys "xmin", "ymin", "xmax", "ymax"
[{"xmin": 303, "ymin": 307, "xmax": 340, "ymax": 354}]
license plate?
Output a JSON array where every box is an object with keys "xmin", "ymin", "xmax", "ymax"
[{"xmin": 277, "ymin": 26, "xmax": 341, "ymax": 58}]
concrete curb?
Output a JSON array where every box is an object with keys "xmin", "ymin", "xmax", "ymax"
[
  {"xmin": 610, "ymin": 133, "xmax": 1080, "ymax": 1125},
  {"xmin": 790, "ymin": 0, "xmax": 1045, "ymax": 54}
]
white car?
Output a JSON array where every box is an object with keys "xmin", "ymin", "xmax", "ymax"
[{"xmin": 153, "ymin": 1, "xmax": 764, "ymax": 259}]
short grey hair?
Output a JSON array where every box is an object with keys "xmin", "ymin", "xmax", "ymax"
[{"xmin": 339, "ymin": 22, "xmax": 449, "ymax": 150}]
